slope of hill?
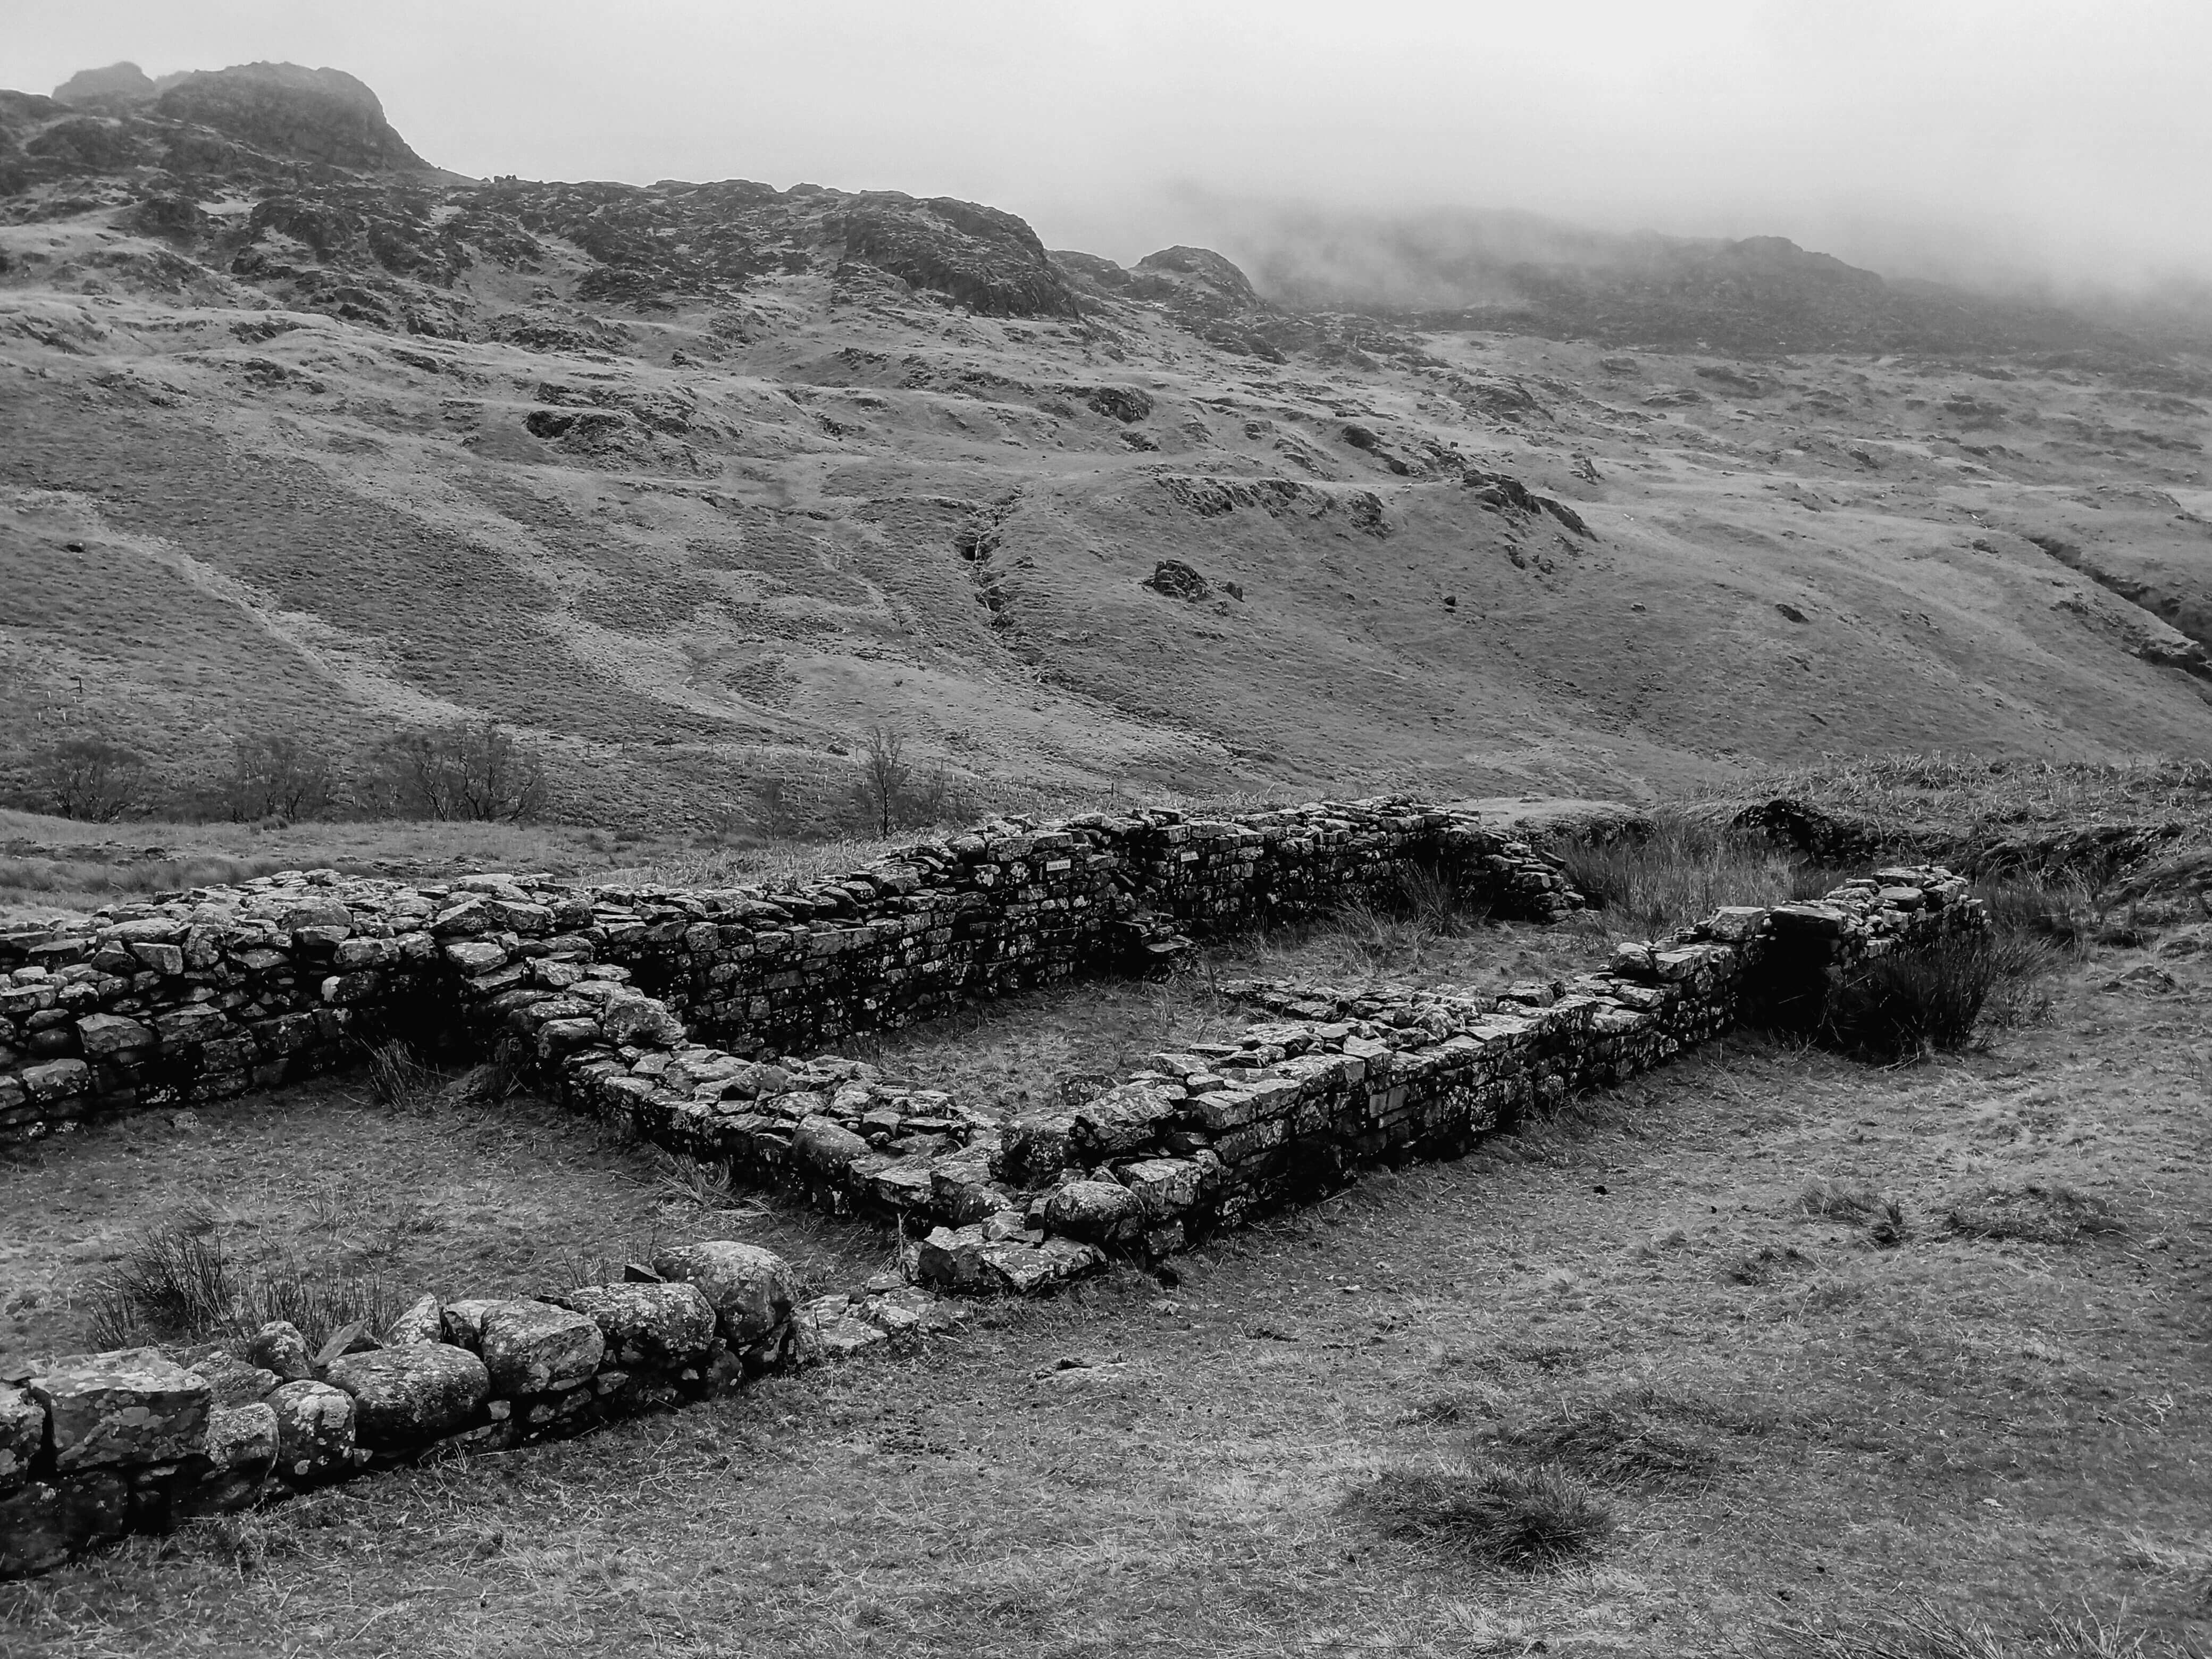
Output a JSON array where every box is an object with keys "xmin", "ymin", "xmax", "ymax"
[{"xmin": 2, "ymin": 62, "xmax": 2209, "ymax": 831}]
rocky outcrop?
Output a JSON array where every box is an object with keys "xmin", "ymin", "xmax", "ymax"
[{"xmin": 153, "ymin": 63, "xmax": 426, "ymax": 171}]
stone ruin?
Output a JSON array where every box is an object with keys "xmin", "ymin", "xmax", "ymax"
[{"xmin": 0, "ymin": 795, "xmax": 1982, "ymax": 1575}]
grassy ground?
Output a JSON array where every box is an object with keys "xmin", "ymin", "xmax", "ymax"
[
  {"xmin": 3, "ymin": 927, "xmax": 2205, "ymax": 1655},
  {"xmin": 1708, "ymin": 755, "xmax": 2212, "ymax": 843},
  {"xmin": 0, "ymin": 1072, "xmax": 892, "ymax": 1369}
]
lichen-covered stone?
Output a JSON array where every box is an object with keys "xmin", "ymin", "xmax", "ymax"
[
  {"xmin": 440, "ymin": 1297, "xmax": 500, "ymax": 1350},
  {"xmin": 649, "ymin": 1240, "xmax": 795, "ymax": 1343},
  {"xmin": 189, "ymin": 1403, "xmax": 272, "ymax": 1476},
  {"xmin": 268, "ymin": 1379, "xmax": 354, "ymax": 1480},
  {"xmin": 554, "ymin": 1282, "xmax": 716, "ymax": 1367},
  {"xmin": 326, "ymin": 1343, "xmax": 490, "ymax": 1444},
  {"xmin": 0, "ymin": 1384, "xmax": 43, "ymax": 1493},
  {"xmin": 181, "ymin": 1403, "xmax": 277, "ymax": 1517},
  {"xmin": 386, "ymin": 1293, "xmax": 443, "ymax": 1346},
  {"xmin": 475, "ymin": 1301, "xmax": 605, "ymax": 1396},
  {"xmin": 248, "ymin": 1320, "xmax": 314, "ymax": 1382},
  {"xmin": 30, "ymin": 1349, "xmax": 211, "ymax": 1472},
  {"xmin": 189, "ymin": 1351, "xmax": 280, "ymax": 1407},
  {"xmin": 1041, "ymin": 1179, "xmax": 1144, "ymax": 1243}
]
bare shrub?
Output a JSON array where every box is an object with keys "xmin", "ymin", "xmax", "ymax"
[
  {"xmin": 220, "ymin": 731, "xmax": 334, "ymax": 823},
  {"xmin": 32, "ymin": 734, "xmax": 146, "ymax": 822},
  {"xmin": 1350, "ymin": 1463, "xmax": 1614, "ymax": 1569},
  {"xmin": 1947, "ymin": 1183, "xmax": 2126, "ymax": 1245},
  {"xmin": 367, "ymin": 719, "xmax": 547, "ymax": 822}
]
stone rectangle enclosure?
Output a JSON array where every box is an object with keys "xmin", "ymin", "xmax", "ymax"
[{"xmin": 0, "ymin": 794, "xmax": 1983, "ymax": 1578}]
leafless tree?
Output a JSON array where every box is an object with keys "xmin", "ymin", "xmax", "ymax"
[
  {"xmin": 34, "ymin": 736, "xmax": 146, "ymax": 823},
  {"xmin": 369, "ymin": 720, "xmax": 548, "ymax": 822},
  {"xmin": 221, "ymin": 732, "xmax": 334, "ymax": 822},
  {"xmin": 856, "ymin": 724, "xmax": 910, "ymax": 837}
]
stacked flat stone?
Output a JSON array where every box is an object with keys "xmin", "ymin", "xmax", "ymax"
[
  {"xmin": 0, "ymin": 1239, "xmax": 799, "ymax": 1578},
  {"xmin": 1, "ymin": 798, "xmax": 1576, "ymax": 1144}
]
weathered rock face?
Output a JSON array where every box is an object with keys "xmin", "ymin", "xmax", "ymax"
[
  {"xmin": 650, "ymin": 1241, "xmax": 795, "ymax": 1343},
  {"xmin": 475, "ymin": 1301, "xmax": 606, "ymax": 1396},
  {"xmin": 52, "ymin": 62, "xmax": 158, "ymax": 109},
  {"xmin": 554, "ymin": 1282, "xmax": 717, "ymax": 1367},
  {"xmin": 325, "ymin": 1344, "xmax": 491, "ymax": 1445},
  {"xmin": 267, "ymin": 1379, "xmax": 355, "ymax": 1481},
  {"xmin": 202, "ymin": 1401, "xmax": 278, "ymax": 1472},
  {"xmin": 155, "ymin": 63, "xmax": 426, "ymax": 170},
  {"xmin": 29, "ymin": 1350, "xmax": 211, "ymax": 1472},
  {"xmin": 188, "ymin": 1351, "xmax": 280, "ymax": 1407},
  {"xmin": 0, "ymin": 1385, "xmax": 43, "ymax": 1491}
]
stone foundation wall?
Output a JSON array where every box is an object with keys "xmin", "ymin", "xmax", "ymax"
[
  {"xmin": 0, "ymin": 792, "xmax": 1985, "ymax": 1580},
  {"xmin": 0, "ymin": 1236, "xmax": 959, "ymax": 1578},
  {"xmin": 0, "ymin": 799, "xmax": 1573, "ymax": 1144}
]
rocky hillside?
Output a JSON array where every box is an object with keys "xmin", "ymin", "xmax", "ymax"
[{"xmin": 2, "ymin": 62, "xmax": 2209, "ymax": 831}]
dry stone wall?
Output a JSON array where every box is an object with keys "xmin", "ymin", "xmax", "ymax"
[
  {"xmin": 0, "ymin": 792, "xmax": 1985, "ymax": 1579},
  {"xmin": 0, "ymin": 799, "xmax": 1573, "ymax": 1143}
]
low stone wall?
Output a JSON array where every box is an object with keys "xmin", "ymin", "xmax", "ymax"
[
  {"xmin": 0, "ymin": 1236, "xmax": 963, "ymax": 1577},
  {"xmin": 0, "ymin": 799, "xmax": 1574, "ymax": 1144},
  {"xmin": 0, "ymin": 791, "xmax": 1985, "ymax": 1580}
]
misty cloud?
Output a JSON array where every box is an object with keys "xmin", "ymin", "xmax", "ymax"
[{"xmin": 14, "ymin": 0, "xmax": 2212, "ymax": 294}]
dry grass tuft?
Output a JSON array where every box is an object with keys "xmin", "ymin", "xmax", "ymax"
[
  {"xmin": 1350, "ymin": 1463, "xmax": 1614, "ymax": 1570},
  {"xmin": 1820, "ymin": 934, "xmax": 2043, "ymax": 1061},
  {"xmin": 1947, "ymin": 1183, "xmax": 2127, "ymax": 1245},
  {"xmin": 1747, "ymin": 1597, "xmax": 2194, "ymax": 1658},
  {"xmin": 649, "ymin": 1148, "xmax": 761, "ymax": 1216},
  {"xmin": 1801, "ymin": 1178, "xmax": 1909, "ymax": 1245},
  {"xmin": 363, "ymin": 1041, "xmax": 446, "ymax": 1112},
  {"xmin": 86, "ymin": 1210, "xmax": 399, "ymax": 1353},
  {"xmin": 1548, "ymin": 807, "xmax": 1844, "ymax": 939},
  {"xmin": 1499, "ymin": 1401, "xmax": 1721, "ymax": 1488}
]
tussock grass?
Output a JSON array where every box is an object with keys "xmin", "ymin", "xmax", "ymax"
[
  {"xmin": 1748, "ymin": 1598, "xmax": 2194, "ymax": 1658},
  {"xmin": 1801, "ymin": 1177, "xmax": 1908, "ymax": 1245},
  {"xmin": 364, "ymin": 1041, "xmax": 445, "ymax": 1112},
  {"xmin": 1820, "ymin": 934, "xmax": 2034, "ymax": 1061},
  {"xmin": 1548, "ymin": 807, "xmax": 1845, "ymax": 939},
  {"xmin": 649, "ymin": 1149, "xmax": 761, "ymax": 1215},
  {"xmin": 1947, "ymin": 1183, "xmax": 2127, "ymax": 1245},
  {"xmin": 1497, "ymin": 1395, "xmax": 1723, "ymax": 1488},
  {"xmin": 1349, "ymin": 1463, "xmax": 1614, "ymax": 1569},
  {"xmin": 86, "ymin": 1211, "xmax": 399, "ymax": 1353}
]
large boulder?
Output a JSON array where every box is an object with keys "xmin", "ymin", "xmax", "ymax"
[
  {"xmin": 476, "ymin": 1301, "xmax": 605, "ymax": 1396},
  {"xmin": 325, "ymin": 1344, "xmax": 490, "ymax": 1445},
  {"xmin": 649, "ymin": 1241, "xmax": 795, "ymax": 1344},
  {"xmin": 29, "ymin": 1349, "xmax": 211, "ymax": 1472},
  {"xmin": 267, "ymin": 1379, "xmax": 355, "ymax": 1482},
  {"xmin": 554, "ymin": 1282, "xmax": 716, "ymax": 1368}
]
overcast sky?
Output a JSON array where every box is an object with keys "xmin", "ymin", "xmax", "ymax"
[{"xmin": 12, "ymin": 0, "xmax": 2212, "ymax": 292}]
